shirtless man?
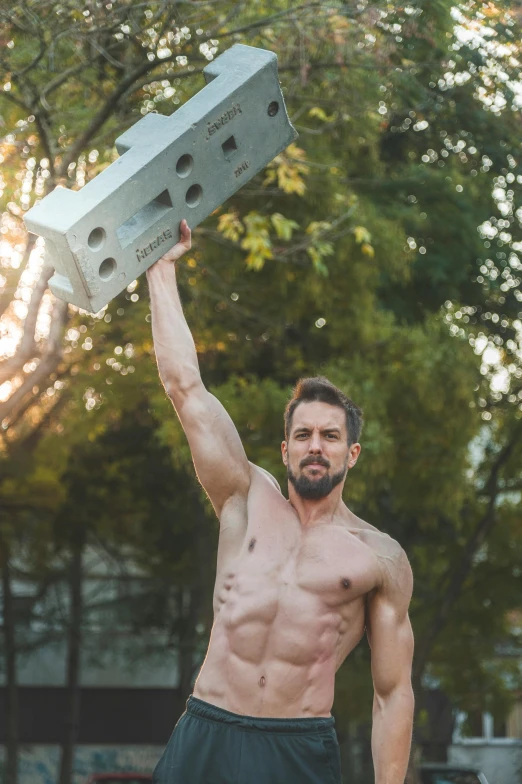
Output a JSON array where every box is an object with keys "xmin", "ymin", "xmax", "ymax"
[{"xmin": 147, "ymin": 220, "xmax": 415, "ymax": 784}]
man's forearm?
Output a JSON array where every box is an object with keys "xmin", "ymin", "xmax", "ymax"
[
  {"xmin": 371, "ymin": 687, "xmax": 414, "ymax": 784},
  {"xmin": 146, "ymin": 261, "xmax": 201, "ymax": 397}
]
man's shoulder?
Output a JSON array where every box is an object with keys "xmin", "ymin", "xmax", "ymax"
[
  {"xmin": 374, "ymin": 535, "xmax": 413, "ymax": 602},
  {"xmin": 347, "ymin": 514, "xmax": 403, "ymax": 557},
  {"xmin": 348, "ymin": 515, "xmax": 412, "ymax": 595}
]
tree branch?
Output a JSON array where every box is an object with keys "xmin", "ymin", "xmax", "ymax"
[
  {"xmin": 52, "ymin": 1, "xmax": 353, "ymax": 173},
  {"xmin": 57, "ymin": 56, "xmax": 207, "ymax": 174},
  {"xmin": 39, "ymin": 62, "xmax": 90, "ymax": 111},
  {"xmin": 11, "ymin": 389, "xmax": 72, "ymax": 456},
  {"xmin": 0, "ymin": 260, "xmax": 53, "ymax": 386},
  {"xmin": 206, "ymin": 1, "xmax": 325, "ymax": 43},
  {"xmin": 0, "ymin": 298, "xmax": 68, "ymax": 425},
  {"xmin": 0, "ymin": 235, "xmax": 37, "ymax": 319}
]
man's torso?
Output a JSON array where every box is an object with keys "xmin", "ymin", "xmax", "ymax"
[{"xmin": 193, "ymin": 465, "xmax": 402, "ymax": 718}]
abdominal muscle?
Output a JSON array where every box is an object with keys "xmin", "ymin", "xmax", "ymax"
[{"xmin": 192, "ymin": 573, "xmax": 365, "ymax": 718}]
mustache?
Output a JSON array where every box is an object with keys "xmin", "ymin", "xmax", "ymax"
[{"xmin": 300, "ymin": 456, "xmax": 330, "ymax": 469}]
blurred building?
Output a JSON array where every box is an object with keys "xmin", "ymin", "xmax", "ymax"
[
  {"xmin": 446, "ymin": 610, "xmax": 522, "ymax": 783},
  {"xmin": 0, "ymin": 548, "xmax": 203, "ymax": 784}
]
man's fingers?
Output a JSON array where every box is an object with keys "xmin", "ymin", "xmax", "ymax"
[
  {"xmin": 147, "ymin": 220, "xmax": 192, "ymax": 269},
  {"xmin": 180, "ymin": 218, "xmax": 192, "ymax": 247}
]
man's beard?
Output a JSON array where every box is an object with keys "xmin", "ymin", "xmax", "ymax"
[{"xmin": 287, "ymin": 457, "xmax": 347, "ymax": 500}]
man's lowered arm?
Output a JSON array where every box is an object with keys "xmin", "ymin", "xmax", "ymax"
[
  {"xmin": 367, "ymin": 548, "xmax": 415, "ymax": 784},
  {"xmin": 146, "ymin": 220, "xmax": 250, "ymax": 517}
]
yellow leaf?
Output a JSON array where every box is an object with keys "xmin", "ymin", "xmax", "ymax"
[
  {"xmin": 309, "ymin": 106, "xmax": 336, "ymax": 123},
  {"xmin": 271, "ymin": 212, "xmax": 299, "ymax": 240},
  {"xmin": 353, "ymin": 225, "xmax": 371, "ymax": 244},
  {"xmin": 309, "ymin": 106, "xmax": 328, "ymax": 121},
  {"xmin": 263, "ymin": 143, "xmax": 309, "ymax": 195},
  {"xmin": 241, "ymin": 211, "xmax": 272, "ymax": 270},
  {"xmin": 217, "ymin": 211, "xmax": 244, "ymax": 242},
  {"xmin": 306, "ymin": 220, "xmax": 332, "ymax": 235}
]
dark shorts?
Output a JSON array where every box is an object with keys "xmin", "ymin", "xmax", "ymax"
[{"xmin": 152, "ymin": 695, "xmax": 342, "ymax": 784}]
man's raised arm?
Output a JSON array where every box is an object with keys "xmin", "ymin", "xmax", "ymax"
[
  {"xmin": 146, "ymin": 220, "xmax": 250, "ymax": 517},
  {"xmin": 367, "ymin": 547, "xmax": 415, "ymax": 784}
]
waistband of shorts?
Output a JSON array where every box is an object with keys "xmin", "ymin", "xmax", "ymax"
[{"xmin": 186, "ymin": 695, "xmax": 335, "ymax": 734}]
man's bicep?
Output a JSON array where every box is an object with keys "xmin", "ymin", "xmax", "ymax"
[
  {"xmin": 174, "ymin": 387, "xmax": 250, "ymax": 513},
  {"xmin": 367, "ymin": 552, "xmax": 414, "ymax": 697},
  {"xmin": 369, "ymin": 604, "xmax": 414, "ymax": 698}
]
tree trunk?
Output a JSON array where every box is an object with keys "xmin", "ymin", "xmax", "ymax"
[
  {"xmin": 0, "ymin": 540, "xmax": 19, "ymax": 784},
  {"xmin": 58, "ymin": 532, "xmax": 84, "ymax": 784},
  {"xmin": 405, "ymin": 740, "xmax": 422, "ymax": 784},
  {"xmin": 177, "ymin": 508, "xmax": 215, "ymax": 701},
  {"xmin": 401, "ymin": 680, "xmax": 421, "ymax": 784},
  {"xmin": 177, "ymin": 584, "xmax": 203, "ymax": 701}
]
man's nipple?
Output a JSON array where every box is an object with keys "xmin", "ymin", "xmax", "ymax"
[{"xmin": 248, "ymin": 537, "xmax": 256, "ymax": 552}]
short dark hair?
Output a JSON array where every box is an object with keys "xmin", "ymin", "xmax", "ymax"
[{"xmin": 284, "ymin": 376, "xmax": 363, "ymax": 445}]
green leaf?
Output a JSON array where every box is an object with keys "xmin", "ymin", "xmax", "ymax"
[{"xmin": 271, "ymin": 212, "xmax": 300, "ymax": 240}]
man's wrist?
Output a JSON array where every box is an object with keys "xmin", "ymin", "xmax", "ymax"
[{"xmin": 146, "ymin": 258, "xmax": 177, "ymax": 278}]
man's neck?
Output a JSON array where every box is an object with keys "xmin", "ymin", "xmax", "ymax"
[{"xmin": 287, "ymin": 484, "xmax": 346, "ymax": 528}]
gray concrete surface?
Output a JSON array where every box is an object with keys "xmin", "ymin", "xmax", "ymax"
[
  {"xmin": 23, "ymin": 44, "xmax": 298, "ymax": 313},
  {"xmin": 449, "ymin": 741, "xmax": 522, "ymax": 784}
]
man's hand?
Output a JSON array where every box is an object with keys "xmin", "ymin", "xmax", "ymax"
[{"xmin": 147, "ymin": 219, "xmax": 192, "ymax": 271}]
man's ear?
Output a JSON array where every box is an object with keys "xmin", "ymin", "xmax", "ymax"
[
  {"xmin": 281, "ymin": 440, "xmax": 288, "ymax": 466},
  {"xmin": 348, "ymin": 442, "xmax": 361, "ymax": 469}
]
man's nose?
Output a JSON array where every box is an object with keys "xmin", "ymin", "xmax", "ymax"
[{"xmin": 308, "ymin": 432, "xmax": 322, "ymax": 453}]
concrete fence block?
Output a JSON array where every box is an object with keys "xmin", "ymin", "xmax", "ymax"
[{"xmin": 23, "ymin": 44, "xmax": 298, "ymax": 314}]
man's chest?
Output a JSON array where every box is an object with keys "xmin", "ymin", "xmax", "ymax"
[{"xmin": 216, "ymin": 506, "xmax": 381, "ymax": 613}]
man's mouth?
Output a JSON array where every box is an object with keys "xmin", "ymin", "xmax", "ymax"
[{"xmin": 301, "ymin": 460, "xmax": 329, "ymax": 469}]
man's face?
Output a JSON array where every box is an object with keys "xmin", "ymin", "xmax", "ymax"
[{"xmin": 281, "ymin": 401, "xmax": 359, "ymax": 500}]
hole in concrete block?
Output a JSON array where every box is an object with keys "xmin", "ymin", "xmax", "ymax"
[
  {"xmin": 116, "ymin": 189, "xmax": 173, "ymax": 248},
  {"xmin": 268, "ymin": 101, "xmax": 279, "ymax": 117},
  {"xmin": 176, "ymin": 154, "xmax": 193, "ymax": 177},
  {"xmin": 185, "ymin": 184, "xmax": 202, "ymax": 208},
  {"xmin": 88, "ymin": 227, "xmax": 106, "ymax": 250},
  {"xmin": 99, "ymin": 257, "xmax": 116, "ymax": 280},
  {"xmin": 222, "ymin": 135, "xmax": 238, "ymax": 160}
]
